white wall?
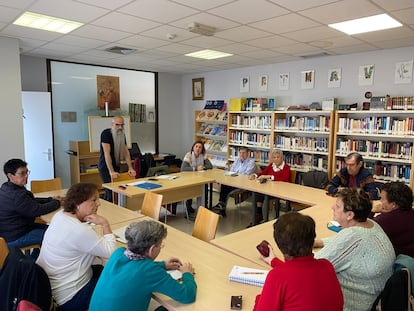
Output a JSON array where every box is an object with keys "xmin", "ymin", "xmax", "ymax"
[
  {"xmin": 0, "ymin": 37, "xmax": 24, "ymax": 183},
  {"xmin": 179, "ymin": 46, "xmax": 414, "ymax": 150}
]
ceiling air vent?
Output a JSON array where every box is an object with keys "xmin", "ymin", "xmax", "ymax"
[{"xmin": 105, "ymin": 46, "xmax": 137, "ymax": 55}]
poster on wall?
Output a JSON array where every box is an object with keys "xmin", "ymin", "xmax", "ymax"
[
  {"xmin": 327, "ymin": 68, "xmax": 341, "ymax": 88},
  {"xmin": 301, "ymin": 70, "xmax": 315, "ymax": 89},
  {"xmin": 240, "ymin": 76, "xmax": 250, "ymax": 93},
  {"xmin": 259, "ymin": 75, "xmax": 268, "ymax": 91},
  {"xmin": 394, "ymin": 60, "xmax": 413, "ymax": 84},
  {"xmin": 278, "ymin": 73, "xmax": 289, "ymax": 90},
  {"xmin": 358, "ymin": 65, "xmax": 375, "ymax": 86},
  {"xmin": 97, "ymin": 75, "xmax": 120, "ymax": 110}
]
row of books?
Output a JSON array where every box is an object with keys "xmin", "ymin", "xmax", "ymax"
[
  {"xmin": 196, "ymin": 109, "xmax": 227, "ymax": 121},
  {"xmin": 229, "ymin": 132, "xmax": 271, "ymax": 148},
  {"xmin": 336, "ymin": 139, "xmax": 412, "ymax": 161},
  {"xmin": 337, "ymin": 116, "xmax": 414, "ymax": 136},
  {"xmin": 274, "ymin": 116, "xmax": 331, "ymax": 132},
  {"xmin": 129, "ymin": 103, "xmax": 146, "ymax": 123},
  {"xmin": 230, "ymin": 115, "xmax": 272, "ymax": 129},
  {"xmin": 336, "ymin": 160, "xmax": 411, "ymax": 182},
  {"xmin": 197, "ymin": 124, "xmax": 227, "ymax": 136},
  {"xmin": 204, "ymin": 140, "xmax": 227, "ymax": 152},
  {"xmin": 285, "ymin": 153, "xmax": 328, "ymax": 172},
  {"xmin": 229, "ymin": 147, "xmax": 269, "ymax": 164},
  {"xmin": 207, "ymin": 155, "xmax": 227, "ymax": 168},
  {"xmin": 275, "ymin": 136, "xmax": 329, "ymax": 153}
]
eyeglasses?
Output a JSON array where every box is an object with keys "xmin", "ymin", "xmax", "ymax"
[
  {"xmin": 15, "ymin": 170, "xmax": 30, "ymax": 176},
  {"xmin": 114, "ymin": 123, "xmax": 124, "ymax": 127}
]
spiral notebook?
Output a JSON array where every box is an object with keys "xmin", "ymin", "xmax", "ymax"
[{"xmin": 228, "ymin": 265, "xmax": 269, "ymax": 287}]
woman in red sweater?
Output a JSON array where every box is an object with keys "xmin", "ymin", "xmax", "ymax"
[
  {"xmin": 248, "ymin": 149, "xmax": 291, "ymax": 226},
  {"xmin": 253, "ymin": 212, "xmax": 343, "ymax": 311}
]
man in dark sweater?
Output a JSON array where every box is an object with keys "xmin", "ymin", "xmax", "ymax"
[{"xmin": 0, "ymin": 159, "xmax": 61, "ymax": 251}]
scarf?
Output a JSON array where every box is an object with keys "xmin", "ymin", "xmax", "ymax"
[
  {"xmin": 111, "ymin": 128, "xmax": 126, "ymax": 166},
  {"xmin": 124, "ymin": 248, "xmax": 146, "ymax": 260}
]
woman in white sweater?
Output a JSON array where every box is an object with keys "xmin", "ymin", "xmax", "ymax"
[
  {"xmin": 37, "ymin": 183, "xmax": 116, "ymax": 311},
  {"xmin": 314, "ymin": 188, "xmax": 395, "ymax": 311}
]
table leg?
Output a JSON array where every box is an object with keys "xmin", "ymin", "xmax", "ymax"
[
  {"xmin": 263, "ymin": 195, "xmax": 269, "ymax": 222},
  {"xmin": 252, "ymin": 192, "xmax": 257, "ymax": 224},
  {"xmin": 118, "ymin": 194, "xmax": 126, "ymax": 207}
]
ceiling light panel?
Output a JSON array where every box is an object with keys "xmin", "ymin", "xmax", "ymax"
[
  {"xmin": 329, "ymin": 14, "xmax": 402, "ymax": 35},
  {"xmin": 13, "ymin": 12, "xmax": 83, "ymax": 34},
  {"xmin": 185, "ymin": 49, "xmax": 233, "ymax": 60}
]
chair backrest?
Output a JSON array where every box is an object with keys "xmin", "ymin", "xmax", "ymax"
[
  {"xmin": 146, "ymin": 165, "xmax": 169, "ymax": 177},
  {"xmin": 300, "ymin": 170, "xmax": 329, "ymax": 189},
  {"xmin": 141, "ymin": 192, "xmax": 163, "ymax": 220},
  {"xmin": 30, "ymin": 178, "xmax": 62, "ymax": 194},
  {"xmin": 192, "ymin": 206, "xmax": 220, "ymax": 242},
  {"xmin": 0, "ymin": 237, "xmax": 9, "ymax": 269},
  {"xmin": 290, "ymin": 170, "xmax": 297, "ymax": 183}
]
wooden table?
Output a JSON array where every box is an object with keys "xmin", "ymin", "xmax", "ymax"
[
  {"xmin": 110, "ymin": 217, "xmax": 266, "ymax": 310},
  {"xmin": 103, "ymin": 171, "xmax": 216, "ymax": 210},
  {"xmin": 37, "ymin": 189, "xmax": 143, "ymax": 225},
  {"xmin": 211, "ymin": 202, "xmax": 336, "ymax": 268}
]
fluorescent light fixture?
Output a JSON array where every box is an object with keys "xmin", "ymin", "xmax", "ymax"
[
  {"xmin": 329, "ymin": 14, "xmax": 402, "ymax": 35},
  {"xmin": 185, "ymin": 49, "xmax": 233, "ymax": 60},
  {"xmin": 13, "ymin": 12, "xmax": 83, "ymax": 34}
]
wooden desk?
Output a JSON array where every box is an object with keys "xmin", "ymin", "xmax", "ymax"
[
  {"xmin": 103, "ymin": 171, "xmax": 216, "ymax": 210},
  {"xmin": 37, "ymin": 189, "xmax": 142, "ymax": 225},
  {"xmin": 111, "ymin": 217, "xmax": 265, "ymax": 310},
  {"xmin": 211, "ymin": 203, "xmax": 336, "ymax": 268}
]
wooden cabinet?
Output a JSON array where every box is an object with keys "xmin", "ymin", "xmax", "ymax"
[
  {"xmin": 273, "ymin": 111, "xmax": 334, "ymax": 175},
  {"xmin": 69, "ymin": 140, "xmax": 102, "ymax": 189},
  {"xmin": 194, "ymin": 110, "xmax": 228, "ymax": 168},
  {"xmin": 334, "ymin": 110, "xmax": 414, "ymax": 186}
]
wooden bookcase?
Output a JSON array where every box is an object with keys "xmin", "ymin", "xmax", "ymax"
[
  {"xmin": 194, "ymin": 110, "xmax": 228, "ymax": 168},
  {"xmin": 69, "ymin": 140, "xmax": 102, "ymax": 189},
  {"xmin": 334, "ymin": 110, "xmax": 414, "ymax": 186}
]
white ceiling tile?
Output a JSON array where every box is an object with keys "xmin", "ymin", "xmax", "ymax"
[
  {"xmin": 267, "ymin": 0, "xmax": 339, "ymax": 11},
  {"xmin": 170, "ymin": 0, "xmax": 235, "ymax": 11},
  {"xmin": 28, "ymin": 0, "xmax": 109, "ymax": 23},
  {"xmin": 239, "ymin": 49, "xmax": 284, "ymax": 59},
  {"xmin": 1, "ymin": 24, "xmax": 61, "ymax": 41},
  {"xmin": 371, "ymin": 0, "xmax": 414, "ymax": 11},
  {"xmin": 156, "ymin": 43, "xmax": 200, "ymax": 54},
  {"xmin": 325, "ymin": 43, "xmax": 377, "ymax": 55},
  {"xmin": 118, "ymin": 0, "xmax": 199, "ymax": 23},
  {"xmin": 272, "ymin": 42, "xmax": 322, "ymax": 55},
  {"xmin": 299, "ymin": 0, "xmax": 382, "ymax": 24},
  {"xmin": 0, "ymin": 5, "xmax": 21, "ymax": 23},
  {"xmin": 244, "ymin": 35, "xmax": 298, "ymax": 49},
  {"xmin": 75, "ymin": 0, "xmax": 135, "ymax": 10},
  {"xmin": 354, "ymin": 26, "xmax": 414, "ymax": 43},
  {"xmin": 179, "ymin": 35, "xmax": 232, "ymax": 48},
  {"xmin": 169, "ymin": 12, "xmax": 239, "ymax": 31},
  {"xmin": 209, "ymin": 0, "xmax": 289, "ymax": 24},
  {"xmin": 0, "ymin": 0, "xmax": 34, "ymax": 9},
  {"xmin": 284, "ymin": 26, "xmax": 342, "ymax": 42},
  {"xmin": 140, "ymin": 25, "xmax": 197, "ymax": 42},
  {"xmin": 92, "ymin": 12, "xmax": 161, "ymax": 33},
  {"xmin": 54, "ymin": 35, "xmax": 108, "ymax": 49},
  {"xmin": 373, "ymin": 36, "xmax": 414, "ymax": 49},
  {"xmin": 392, "ymin": 8, "xmax": 414, "ymax": 25},
  {"xmin": 250, "ymin": 13, "xmax": 321, "ymax": 35},
  {"xmin": 214, "ymin": 42, "xmax": 261, "ymax": 54},
  {"xmin": 116, "ymin": 34, "xmax": 170, "ymax": 49},
  {"xmin": 70, "ymin": 24, "xmax": 131, "ymax": 42},
  {"xmin": 216, "ymin": 25, "xmax": 272, "ymax": 42}
]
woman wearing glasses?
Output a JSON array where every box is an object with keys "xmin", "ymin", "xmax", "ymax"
[
  {"xmin": 314, "ymin": 188, "xmax": 395, "ymax": 311},
  {"xmin": 0, "ymin": 158, "xmax": 61, "ymax": 257}
]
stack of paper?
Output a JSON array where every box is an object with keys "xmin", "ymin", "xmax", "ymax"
[{"xmin": 228, "ymin": 265, "xmax": 269, "ymax": 287}]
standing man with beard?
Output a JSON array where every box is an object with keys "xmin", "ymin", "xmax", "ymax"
[{"xmin": 99, "ymin": 116, "xmax": 136, "ymax": 201}]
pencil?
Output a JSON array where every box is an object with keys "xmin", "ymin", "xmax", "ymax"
[{"xmin": 242, "ymin": 272, "xmax": 265, "ymax": 274}]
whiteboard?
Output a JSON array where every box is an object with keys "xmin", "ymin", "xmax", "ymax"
[{"xmin": 88, "ymin": 116, "xmax": 131, "ymax": 152}]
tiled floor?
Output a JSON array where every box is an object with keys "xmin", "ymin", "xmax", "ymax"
[{"xmin": 159, "ymin": 192, "xmax": 278, "ymax": 239}]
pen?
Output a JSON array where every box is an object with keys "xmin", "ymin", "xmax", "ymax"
[{"xmin": 242, "ymin": 272, "xmax": 265, "ymax": 274}]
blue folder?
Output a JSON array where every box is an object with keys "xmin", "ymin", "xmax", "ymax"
[{"xmin": 134, "ymin": 182, "xmax": 162, "ymax": 190}]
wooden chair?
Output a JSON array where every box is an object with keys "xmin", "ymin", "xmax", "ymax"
[
  {"xmin": 0, "ymin": 237, "xmax": 9, "ymax": 269},
  {"xmin": 111, "ymin": 172, "xmax": 136, "ymax": 205},
  {"xmin": 141, "ymin": 192, "xmax": 163, "ymax": 220},
  {"xmin": 191, "ymin": 206, "xmax": 220, "ymax": 242},
  {"xmin": 30, "ymin": 177, "xmax": 62, "ymax": 194}
]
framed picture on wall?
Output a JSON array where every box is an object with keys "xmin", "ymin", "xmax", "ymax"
[
  {"xmin": 278, "ymin": 72, "xmax": 289, "ymax": 90},
  {"xmin": 328, "ymin": 68, "xmax": 341, "ymax": 88},
  {"xmin": 394, "ymin": 60, "xmax": 413, "ymax": 84},
  {"xmin": 240, "ymin": 76, "xmax": 250, "ymax": 93},
  {"xmin": 259, "ymin": 75, "xmax": 268, "ymax": 91},
  {"xmin": 301, "ymin": 70, "xmax": 315, "ymax": 89},
  {"xmin": 192, "ymin": 78, "xmax": 204, "ymax": 100},
  {"xmin": 358, "ymin": 64, "xmax": 375, "ymax": 86}
]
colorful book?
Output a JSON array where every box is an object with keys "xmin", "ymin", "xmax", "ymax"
[{"xmin": 228, "ymin": 265, "xmax": 269, "ymax": 287}]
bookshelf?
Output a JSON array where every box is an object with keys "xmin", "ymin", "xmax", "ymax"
[
  {"xmin": 273, "ymin": 111, "xmax": 335, "ymax": 174},
  {"xmin": 334, "ymin": 110, "xmax": 414, "ymax": 186},
  {"xmin": 194, "ymin": 110, "xmax": 228, "ymax": 168},
  {"xmin": 68, "ymin": 140, "xmax": 102, "ymax": 189},
  {"xmin": 228, "ymin": 111, "xmax": 273, "ymax": 167}
]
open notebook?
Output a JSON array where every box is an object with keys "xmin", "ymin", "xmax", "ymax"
[
  {"xmin": 113, "ymin": 225, "xmax": 128, "ymax": 243},
  {"xmin": 228, "ymin": 265, "xmax": 269, "ymax": 287}
]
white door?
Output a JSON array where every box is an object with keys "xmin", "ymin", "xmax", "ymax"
[{"xmin": 22, "ymin": 91, "xmax": 54, "ymax": 189}]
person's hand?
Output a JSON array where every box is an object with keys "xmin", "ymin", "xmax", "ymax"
[
  {"xmin": 180, "ymin": 262, "xmax": 194, "ymax": 275},
  {"xmin": 84, "ymin": 214, "xmax": 109, "ymax": 226},
  {"xmin": 165, "ymin": 257, "xmax": 183, "ymax": 270},
  {"xmin": 197, "ymin": 165, "xmax": 204, "ymax": 171},
  {"xmin": 248, "ymin": 174, "xmax": 256, "ymax": 180},
  {"xmin": 110, "ymin": 171, "xmax": 120, "ymax": 179},
  {"xmin": 261, "ymin": 244, "xmax": 275, "ymax": 265},
  {"xmin": 53, "ymin": 195, "xmax": 64, "ymax": 204},
  {"xmin": 371, "ymin": 200, "xmax": 382, "ymax": 213},
  {"xmin": 128, "ymin": 169, "xmax": 136, "ymax": 177}
]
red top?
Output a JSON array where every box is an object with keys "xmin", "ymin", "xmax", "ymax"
[
  {"xmin": 258, "ymin": 162, "xmax": 291, "ymax": 182},
  {"xmin": 253, "ymin": 255, "xmax": 343, "ymax": 311}
]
